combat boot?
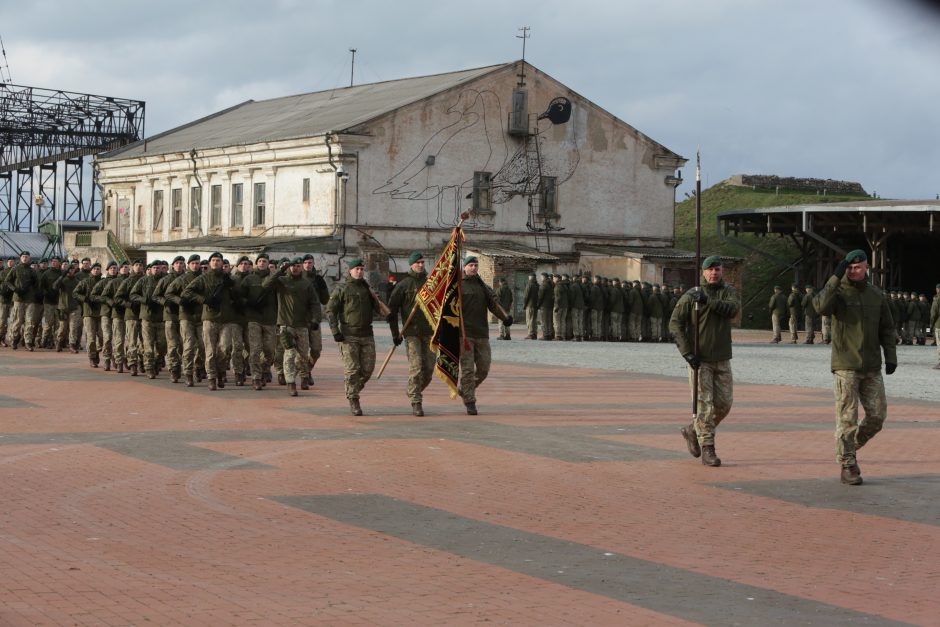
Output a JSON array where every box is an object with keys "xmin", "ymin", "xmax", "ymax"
[
  {"xmin": 288, "ymin": 383, "xmax": 298, "ymax": 397},
  {"xmin": 235, "ymin": 372, "xmax": 245, "ymax": 386},
  {"xmin": 307, "ymin": 370, "xmax": 315, "ymax": 387},
  {"xmin": 104, "ymin": 359, "xmax": 111, "ymax": 372},
  {"xmin": 464, "ymin": 402, "xmax": 478, "ymax": 416},
  {"xmin": 300, "ymin": 376, "xmax": 309, "ymax": 391},
  {"xmin": 130, "ymin": 363, "xmax": 138, "ymax": 376},
  {"xmin": 412, "ymin": 402, "xmax": 424, "ymax": 417},
  {"xmin": 701, "ymin": 445, "xmax": 721, "ymax": 467},
  {"xmin": 117, "ymin": 361, "xmax": 125, "ymax": 374},
  {"xmin": 26, "ymin": 342, "xmax": 34, "ymax": 351},
  {"xmin": 11, "ymin": 336, "xmax": 18, "ymax": 350},
  {"xmin": 208, "ymin": 378, "xmax": 218, "ymax": 391},
  {"xmin": 147, "ymin": 368, "xmax": 156, "ymax": 380},
  {"xmin": 70, "ymin": 344, "xmax": 80, "ymax": 353},
  {"xmin": 680, "ymin": 424, "xmax": 701, "ymax": 458},
  {"xmin": 933, "ymin": 362, "xmax": 940, "ymax": 370},
  {"xmin": 349, "ymin": 399, "xmax": 363, "ymax": 416},
  {"xmin": 841, "ymin": 463, "xmax": 862, "ymax": 485},
  {"xmin": 252, "ymin": 378, "xmax": 263, "ymax": 391},
  {"xmin": 170, "ymin": 368, "xmax": 180, "ymax": 383},
  {"xmin": 770, "ymin": 336, "xmax": 781, "ymax": 344},
  {"xmin": 185, "ymin": 372, "xmax": 194, "ymax": 387},
  {"xmin": 277, "ymin": 373, "xmax": 286, "ymax": 386},
  {"xmin": 55, "ymin": 341, "xmax": 63, "ymax": 352},
  {"xmin": 216, "ymin": 376, "xmax": 225, "ymax": 389}
]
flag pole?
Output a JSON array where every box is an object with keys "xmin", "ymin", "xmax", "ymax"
[
  {"xmin": 376, "ymin": 212, "xmax": 470, "ymax": 379},
  {"xmin": 692, "ymin": 149, "xmax": 702, "ymax": 426}
]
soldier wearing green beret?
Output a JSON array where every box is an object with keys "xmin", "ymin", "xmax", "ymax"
[
  {"xmin": 801, "ymin": 285, "xmax": 818, "ymax": 344},
  {"xmin": 813, "ymin": 249, "xmax": 896, "ymax": 485},
  {"xmin": 670, "ymin": 255, "xmax": 740, "ymax": 467},
  {"xmin": 4, "ymin": 251, "xmax": 40, "ymax": 350},
  {"xmin": 302, "ymin": 253, "xmax": 331, "ymax": 387},
  {"xmin": 327, "ymin": 258, "xmax": 384, "ymax": 415},
  {"xmin": 538, "ymin": 272, "xmax": 554, "ymax": 340},
  {"xmin": 90, "ymin": 261, "xmax": 120, "ymax": 369},
  {"xmin": 116, "ymin": 260, "xmax": 147, "ymax": 373},
  {"xmin": 495, "ymin": 278, "xmax": 514, "ymax": 341},
  {"xmin": 153, "ymin": 255, "xmax": 187, "ymax": 381},
  {"xmin": 38, "ymin": 256, "xmax": 62, "ymax": 348},
  {"xmin": 130, "ymin": 262, "xmax": 166, "ymax": 378},
  {"xmin": 181, "ymin": 252, "xmax": 236, "ymax": 389},
  {"xmin": 73, "ymin": 262, "xmax": 104, "ymax": 365},
  {"xmin": 241, "ymin": 253, "xmax": 278, "ymax": 390},
  {"xmin": 387, "ymin": 251, "xmax": 435, "ymax": 416},
  {"xmin": 787, "ymin": 283, "xmax": 802, "ymax": 344},
  {"xmin": 0, "ymin": 256, "xmax": 16, "ymax": 346},
  {"xmin": 767, "ymin": 285, "xmax": 787, "ymax": 343},
  {"xmin": 263, "ymin": 256, "xmax": 318, "ymax": 397},
  {"xmin": 523, "ymin": 273, "xmax": 539, "ymax": 339},
  {"xmin": 551, "ymin": 274, "xmax": 568, "ymax": 341}
]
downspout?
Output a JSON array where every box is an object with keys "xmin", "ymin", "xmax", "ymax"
[
  {"xmin": 189, "ymin": 149, "xmax": 204, "ymax": 236},
  {"xmin": 325, "ymin": 132, "xmax": 347, "ymax": 274}
]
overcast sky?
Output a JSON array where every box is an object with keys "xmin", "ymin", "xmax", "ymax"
[{"xmin": 3, "ymin": 0, "xmax": 939, "ymax": 200}]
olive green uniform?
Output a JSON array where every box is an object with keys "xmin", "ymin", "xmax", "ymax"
[
  {"xmin": 263, "ymin": 269, "xmax": 318, "ymax": 386},
  {"xmin": 388, "ymin": 270, "xmax": 435, "ymax": 403},
  {"xmin": 327, "ymin": 277, "xmax": 381, "ymax": 401},
  {"xmin": 458, "ymin": 273, "xmax": 508, "ymax": 404}
]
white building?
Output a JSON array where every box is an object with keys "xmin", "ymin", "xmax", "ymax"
[{"xmin": 95, "ymin": 60, "xmax": 687, "ymax": 289}]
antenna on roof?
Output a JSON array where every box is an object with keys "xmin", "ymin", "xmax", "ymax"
[
  {"xmin": 516, "ymin": 26, "xmax": 530, "ymax": 86},
  {"xmin": 349, "ymin": 48, "xmax": 357, "ymax": 87},
  {"xmin": 0, "ymin": 33, "xmax": 13, "ymax": 84}
]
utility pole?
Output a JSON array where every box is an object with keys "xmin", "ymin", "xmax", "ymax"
[
  {"xmin": 516, "ymin": 27, "xmax": 530, "ymax": 85},
  {"xmin": 349, "ymin": 48, "xmax": 357, "ymax": 87}
]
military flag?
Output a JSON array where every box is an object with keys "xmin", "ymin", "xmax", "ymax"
[{"xmin": 416, "ymin": 226, "xmax": 466, "ymax": 398}]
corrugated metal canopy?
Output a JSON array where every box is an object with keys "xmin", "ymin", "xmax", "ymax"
[
  {"xmin": 466, "ymin": 240, "xmax": 559, "ymax": 262},
  {"xmin": 0, "ymin": 231, "xmax": 52, "ymax": 258},
  {"xmin": 576, "ymin": 243, "xmax": 740, "ymax": 263},
  {"xmin": 101, "ymin": 64, "xmax": 507, "ymax": 160}
]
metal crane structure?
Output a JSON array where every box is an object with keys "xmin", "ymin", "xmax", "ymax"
[{"xmin": 0, "ymin": 82, "xmax": 144, "ymax": 232}]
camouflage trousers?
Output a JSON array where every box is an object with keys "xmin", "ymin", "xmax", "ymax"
[
  {"xmin": 141, "ymin": 320, "xmax": 167, "ymax": 372},
  {"xmin": 100, "ymin": 315, "xmax": 113, "ymax": 360},
  {"xmin": 649, "ymin": 316, "xmax": 662, "ymax": 342},
  {"xmin": 525, "ymin": 306, "xmax": 538, "ymax": 337},
  {"xmin": 571, "ymin": 309, "xmax": 584, "ymax": 340},
  {"xmin": 459, "ymin": 337, "xmax": 491, "ymax": 404},
  {"xmin": 308, "ymin": 325, "xmax": 323, "ymax": 368},
  {"xmin": 82, "ymin": 316, "xmax": 102, "ymax": 362},
  {"xmin": 821, "ymin": 315, "xmax": 832, "ymax": 342},
  {"xmin": 498, "ymin": 317, "xmax": 512, "ymax": 340},
  {"xmin": 0, "ymin": 300, "xmax": 10, "ymax": 340},
  {"xmin": 164, "ymin": 320, "xmax": 182, "ymax": 372},
  {"xmin": 180, "ymin": 320, "xmax": 204, "ymax": 375},
  {"xmin": 273, "ymin": 338, "xmax": 285, "ymax": 376},
  {"xmin": 789, "ymin": 313, "xmax": 800, "ymax": 341},
  {"xmin": 833, "ymin": 369, "xmax": 887, "ymax": 466},
  {"xmin": 202, "ymin": 320, "xmax": 225, "ymax": 379},
  {"xmin": 339, "ymin": 335, "xmax": 376, "ymax": 400},
  {"xmin": 553, "ymin": 308, "xmax": 567, "ymax": 340},
  {"xmin": 629, "ymin": 313, "xmax": 642, "ymax": 341},
  {"xmin": 609, "ymin": 312, "xmax": 623, "ymax": 340},
  {"xmin": 687, "ymin": 359, "xmax": 733, "ymax": 446},
  {"xmin": 221, "ymin": 322, "xmax": 245, "ymax": 374},
  {"xmin": 56, "ymin": 309, "xmax": 82, "ymax": 349},
  {"xmin": 905, "ymin": 320, "xmax": 924, "ymax": 343},
  {"xmin": 278, "ymin": 325, "xmax": 310, "ymax": 385},
  {"xmin": 591, "ymin": 310, "xmax": 604, "ymax": 339},
  {"xmin": 10, "ymin": 301, "xmax": 39, "ymax": 346},
  {"xmin": 111, "ymin": 317, "xmax": 125, "ymax": 365},
  {"xmin": 771, "ymin": 312, "xmax": 783, "ymax": 340},
  {"xmin": 247, "ymin": 322, "xmax": 276, "ymax": 380},
  {"xmin": 804, "ymin": 314, "xmax": 817, "ymax": 341},
  {"xmin": 41, "ymin": 303, "xmax": 57, "ymax": 345},
  {"xmin": 405, "ymin": 335, "xmax": 435, "ymax": 402},
  {"xmin": 540, "ymin": 308, "xmax": 554, "ymax": 339}
]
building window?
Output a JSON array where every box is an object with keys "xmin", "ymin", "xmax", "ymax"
[
  {"xmin": 171, "ymin": 188, "xmax": 182, "ymax": 229},
  {"xmin": 302, "ymin": 178, "xmax": 310, "ymax": 203},
  {"xmin": 540, "ymin": 176, "xmax": 558, "ymax": 217},
  {"xmin": 253, "ymin": 182, "xmax": 266, "ymax": 226},
  {"xmin": 152, "ymin": 190, "xmax": 164, "ymax": 231},
  {"xmin": 473, "ymin": 171, "xmax": 492, "ymax": 213},
  {"xmin": 231, "ymin": 183, "xmax": 243, "ymax": 227},
  {"xmin": 190, "ymin": 187, "xmax": 202, "ymax": 229},
  {"xmin": 137, "ymin": 205, "xmax": 143, "ymax": 228},
  {"xmin": 210, "ymin": 185, "xmax": 222, "ymax": 228}
]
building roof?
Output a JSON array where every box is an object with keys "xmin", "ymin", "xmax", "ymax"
[
  {"xmin": 140, "ymin": 234, "xmax": 339, "ymax": 254},
  {"xmin": 0, "ymin": 231, "xmax": 52, "ymax": 258},
  {"xmin": 576, "ymin": 243, "xmax": 741, "ymax": 264},
  {"xmin": 101, "ymin": 64, "xmax": 508, "ymax": 160},
  {"xmin": 466, "ymin": 240, "xmax": 560, "ymax": 262}
]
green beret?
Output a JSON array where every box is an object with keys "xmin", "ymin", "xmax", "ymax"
[
  {"xmin": 774, "ymin": 285, "xmax": 781, "ymax": 290},
  {"xmin": 91, "ymin": 262, "xmax": 101, "ymax": 269},
  {"xmin": 805, "ymin": 284, "xmax": 814, "ymax": 289},
  {"xmin": 132, "ymin": 259, "xmax": 144, "ymax": 266},
  {"xmin": 408, "ymin": 251, "xmax": 424, "ymax": 265},
  {"xmin": 936, "ymin": 283, "xmax": 940, "ymax": 289},
  {"xmin": 845, "ymin": 249, "xmax": 867, "ymax": 263},
  {"xmin": 81, "ymin": 257, "xmax": 91, "ymax": 263},
  {"xmin": 302, "ymin": 253, "xmax": 315, "ymax": 261},
  {"xmin": 291, "ymin": 256, "xmax": 304, "ymax": 265},
  {"xmin": 187, "ymin": 254, "xmax": 201, "ymax": 263},
  {"xmin": 50, "ymin": 256, "xmax": 60, "ymax": 262},
  {"xmin": 464, "ymin": 256, "xmax": 479, "ymax": 265},
  {"xmin": 791, "ymin": 283, "xmax": 799, "ymax": 289},
  {"xmin": 541, "ymin": 272, "xmax": 549, "ymax": 277},
  {"xmin": 701, "ymin": 255, "xmax": 722, "ymax": 269},
  {"xmin": 347, "ymin": 258, "xmax": 363, "ymax": 269},
  {"xmin": 237, "ymin": 255, "xmax": 250, "ymax": 264},
  {"xmin": 208, "ymin": 251, "xmax": 223, "ymax": 261},
  {"xmin": 256, "ymin": 252, "xmax": 269, "ymax": 261},
  {"xmin": 106, "ymin": 261, "xmax": 118, "ymax": 269},
  {"xmin": 18, "ymin": 250, "xmax": 30, "ymax": 257},
  {"xmin": 222, "ymin": 259, "xmax": 230, "ymax": 265},
  {"xmin": 172, "ymin": 255, "xmax": 186, "ymax": 264},
  {"xmin": 277, "ymin": 257, "xmax": 288, "ymax": 265}
]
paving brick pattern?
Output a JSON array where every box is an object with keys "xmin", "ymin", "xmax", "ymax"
[{"xmin": 0, "ymin": 330, "xmax": 937, "ymax": 625}]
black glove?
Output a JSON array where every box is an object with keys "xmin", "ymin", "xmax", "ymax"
[
  {"xmin": 834, "ymin": 259, "xmax": 848, "ymax": 279},
  {"xmin": 385, "ymin": 313, "xmax": 396, "ymax": 325},
  {"xmin": 504, "ymin": 315, "xmax": 513, "ymax": 327},
  {"xmin": 683, "ymin": 353, "xmax": 701, "ymax": 370},
  {"xmin": 885, "ymin": 362, "xmax": 896, "ymax": 375},
  {"xmin": 393, "ymin": 335, "xmax": 403, "ymax": 346},
  {"xmin": 311, "ymin": 322, "xmax": 319, "ymax": 331},
  {"xmin": 691, "ymin": 289, "xmax": 708, "ymax": 305},
  {"xmin": 333, "ymin": 332, "xmax": 345, "ymax": 343}
]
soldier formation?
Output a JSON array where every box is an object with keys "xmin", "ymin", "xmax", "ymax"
[{"xmin": 522, "ymin": 272, "xmax": 681, "ymax": 343}]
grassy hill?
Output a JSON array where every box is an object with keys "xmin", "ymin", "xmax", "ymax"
[{"xmin": 674, "ymin": 182, "xmax": 870, "ymax": 329}]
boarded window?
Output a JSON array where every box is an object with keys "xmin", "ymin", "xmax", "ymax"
[
  {"xmin": 473, "ymin": 171, "xmax": 492, "ymax": 213},
  {"xmin": 210, "ymin": 185, "xmax": 222, "ymax": 228},
  {"xmin": 540, "ymin": 176, "xmax": 558, "ymax": 217},
  {"xmin": 231, "ymin": 183, "xmax": 243, "ymax": 227},
  {"xmin": 171, "ymin": 188, "xmax": 182, "ymax": 229},
  {"xmin": 190, "ymin": 187, "xmax": 202, "ymax": 229},
  {"xmin": 302, "ymin": 178, "xmax": 310, "ymax": 203},
  {"xmin": 253, "ymin": 182, "xmax": 266, "ymax": 226},
  {"xmin": 152, "ymin": 190, "xmax": 164, "ymax": 231}
]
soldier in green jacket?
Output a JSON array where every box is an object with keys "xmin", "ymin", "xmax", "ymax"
[
  {"xmin": 787, "ymin": 283, "xmax": 802, "ymax": 344},
  {"xmin": 116, "ymin": 260, "xmax": 146, "ymax": 375},
  {"xmin": 154, "ymin": 256, "xmax": 186, "ymax": 381},
  {"xmin": 569, "ymin": 274, "xmax": 585, "ymax": 341},
  {"xmin": 457, "ymin": 256, "xmax": 512, "ymax": 415},
  {"xmin": 327, "ymin": 258, "xmax": 383, "ymax": 415},
  {"xmin": 104, "ymin": 262, "xmax": 130, "ymax": 371},
  {"xmin": 182, "ymin": 252, "xmax": 236, "ymax": 390},
  {"xmin": 628, "ymin": 280, "xmax": 643, "ymax": 341},
  {"xmin": 669, "ymin": 255, "xmax": 740, "ymax": 467},
  {"xmin": 931, "ymin": 284, "xmax": 940, "ymax": 366},
  {"xmin": 647, "ymin": 285, "xmax": 664, "ymax": 342},
  {"xmin": 91, "ymin": 261, "xmax": 119, "ymax": 370},
  {"xmin": 303, "ymin": 254, "xmax": 331, "ymax": 386},
  {"xmin": 496, "ymin": 278, "xmax": 514, "ymax": 340},
  {"xmin": 264, "ymin": 257, "xmax": 318, "ymax": 397},
  {"xmin": 52, "ymin": 265, "xmax": 80, "ymax": 352},
  {"xmin": 166, "ymin": 255, "xmax": 203, "ymax": 385},
  {"xmin": 73, "ymin": 262, "xmax": 103, "ymax": 366},
  {"xmin": 538, "ymin": 272, "xmax": 554, "ymax": 340},
  {"xmin": 240, "ymin": 253, "xmax": 277, "ymax": 390},
  {"xmin": 813, "ymin": 249, "xmax": 896, "ymax": 486},
  {"xmin": 801, "ymin": 285, "xmax": 818, "ymax": 344},
  {"xmin": 552, "ymin": 274, "xmax": 568, "ymax": 341},
  {"xmin": 523, "ymin": 273, "xmax": 538, "ymax": 339},
  {"xmin": 5, "ymin": 251, "xmax": 40, "ymax": 350},
  {"xmin": 768, "ymin": 285, "xmax": 787, "ymax": 343},
  {"xmin": 38, "ymin": 256, "xmax": 63, "ymax": 348},
  {"xmin": 388, "ymin": 251, "xmax": 435, "ymax": 416},
  {"xmin": 907, "ymin": 294, "xmax": 926, "ymax": 345},
  {"xmin": 0, "ymin": 257, "xmax": 16, "ymax": 346},
  {"xmin": 131, "ymin": 262, "xmax": 166, "ymax": 378}
]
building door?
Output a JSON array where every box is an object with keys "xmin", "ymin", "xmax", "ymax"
[{"xmin": 117, "ymin": 197, "xmax": 130, "ymax": 243}]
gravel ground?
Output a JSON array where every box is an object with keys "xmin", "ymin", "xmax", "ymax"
[{"xmin": 486, "ymin": 330, "xmax": 940, "ymax": 403}]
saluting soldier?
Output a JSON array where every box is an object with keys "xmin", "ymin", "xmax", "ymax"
[
  {"xmin": 327, "ymin": 258, "xmax": 383, "ymax": 416},
  {"xmin": 166, "ymin": 254, "xmax": 203, "ymax": 385},
  {"xmin": 53, "ymin": 263, "xmax": 81, "ymax": 353},
  {"xmin": 264, "ymin": 257, "xmax": 318, "ymax": 397},
  {"xmin": 387, "ymin": 251, "xmax": 435, "ymax": 416},
  {"xmin": 116, "ymin": 260, "xmax": 146, "ymax": 375},
  {"xmin": 182, "ymin": 252, "xmax": 236, "ymax": 390},
  {"xmin": 73, "ymin": 262, "xmax": 103, "ymax": 366},
  {"xmin": 91, "ymin": 261, "xmax": 119, "ymax": 370}
]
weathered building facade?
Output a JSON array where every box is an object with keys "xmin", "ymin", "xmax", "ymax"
[{"xmin": 96, "ymin": 61, "xmax": 686, "ymax": 282}]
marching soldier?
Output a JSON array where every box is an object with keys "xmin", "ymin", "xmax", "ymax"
[
  {"xmin": 116, "ymin": 260, "xmax": 146, "ymax": 375},
  {"xmin": 73, "ymin": 262, "xmax": 103, "ymax": 366},
  {"xmin": 241, "ymin": 253, "xmax": 278, "ymax": 390},
  {"xmin": 327, "ymin": 258, "xmax": 383, "ymax": 416},
  {"xmin": 53, "ymin": 264, "xmax": 81, "ymax": 353},
  {"xmin": 264, "ymin": 257, "xmax": 318, "ymax": 397},
  {"xmin": 387, "ymin": 251, "xmax": 435, "ymax": 416},
  {"xmin": 768, "ymin": 285, "xmax": 787, "ymax": 343},
  {"xmin": 91, "ymin": 261, "xmax": 119, "ymax": 370},
  {"xmin": 569, "ymin": 273, "xmax": 585, "ymax": 341},
  {"xmin": 166, "ymin": 254, "xmax": 203, "ymax": 386},
  {"xmin": 303, "ymin": 254, "xmax": 331, "ymax": 386},
  {"xmin": 38, "ymin": 256, "xmax": 62, "ymax": 348},
  {"xmin": 130, "ymin": 262, "xmax": 165, "ymax": 379},
  {"xmin": 787, "ymin": 283, "xmax": 802, "ymax": 344},
  {"xmin": 801, "ymin": 285, "xmax": 818, "ymax": 344},
  {"xmin": 5, "ymin": 251, "xmax": 40, "ymax": 350},
  {"xmin": 154, "ymin": 256, "xmax": 186, "ymax": 382},
  {"xmin": 181, "ymin": 252, "xmax": 235, "ymax": 390},
  {"xmin": 0, "ymin": 257, "xmax": 15, "ymax": 346}
]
